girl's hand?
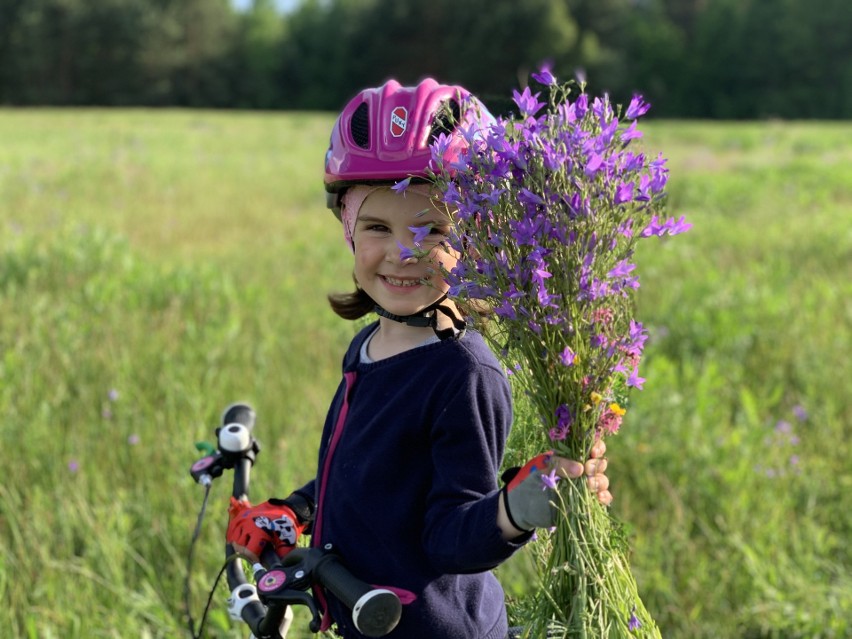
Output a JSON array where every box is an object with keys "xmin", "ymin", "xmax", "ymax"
[
  {"xmin": 226, "ymin": 497, "xmax": 306, "ymax": 563},
  {"xmin": 499, "ymin": 440, "xmax": 613, "ymax": 538},
  {"xmin": 553, "ymin": 439, "xmax": 612, "ymax": 506}
]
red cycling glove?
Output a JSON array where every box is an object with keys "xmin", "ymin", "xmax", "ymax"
[{"xmin": 227, "ymin": 497, "xmax": 307, "ymax": 560}]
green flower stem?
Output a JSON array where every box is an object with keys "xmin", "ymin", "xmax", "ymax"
[{"xmin": 524, "ymin": 478, "xmax": 661, "ymax": 638}]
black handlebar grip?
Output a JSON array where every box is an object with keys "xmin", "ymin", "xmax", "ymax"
[
  {"xmin": 314, "ymin": 556, "xmax": 401, "ymax": 637},
  {"xmin": 222, "ymin": 403, "xmax": 256, "ymax": 430}
]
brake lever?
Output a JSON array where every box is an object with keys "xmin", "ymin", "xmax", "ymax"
[
  {"xmin": 255, "ymin": 547, "xmax": 323, "ymax": 632},
  {"xmin": 257, "ymin": 586, "xmax": 321, "ymax": 633}
]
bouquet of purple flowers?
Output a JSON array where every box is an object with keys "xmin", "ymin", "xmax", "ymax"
[{"xmin": 428, "ymin": 69, "xmax": 690, "ymax": 637}]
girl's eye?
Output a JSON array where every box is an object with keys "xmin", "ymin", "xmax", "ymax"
[
  {"xmin": 424, "ymin": 228, "xmax": 449, "ymax": 243},
  {"xmin": 412, "ymin": 225, "xmax": 448, "ymax": 238},
  {"xmin": 365, "ymin": 224, "xmax": 390, "ymax": 233}
]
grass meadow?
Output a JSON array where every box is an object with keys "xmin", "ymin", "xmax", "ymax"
[{"xmin": 0, "ymin": 108, "xmax": 850, "ymax": 638}]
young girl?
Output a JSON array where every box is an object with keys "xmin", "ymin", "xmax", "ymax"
[{"xmin": 227, "ymin": 78, "xmax": 611, "ymax": 639}]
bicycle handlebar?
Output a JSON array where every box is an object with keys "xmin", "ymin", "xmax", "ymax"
[
  {"xmin": 313, "ymin": 554, "xmax": 401, "ymax": 637},
  {"xmin": 190, "ymin": 403, "xmax": 401, "ymax": 638}
]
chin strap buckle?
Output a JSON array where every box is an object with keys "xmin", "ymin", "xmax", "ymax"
[{"xmin": 373, "ymin": 297, "xmax": 466, "ymax": 341}]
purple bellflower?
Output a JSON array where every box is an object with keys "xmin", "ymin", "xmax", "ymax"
[{"xmin": 429, "ymin": 65, "xmax": 684, "ymax": 635}]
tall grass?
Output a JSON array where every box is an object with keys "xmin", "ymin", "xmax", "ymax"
[{"xmin": 1, "ymin": 110, "xmax": 850, "ymax": 638}]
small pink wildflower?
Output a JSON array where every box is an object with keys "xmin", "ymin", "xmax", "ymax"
[
  {"xmin": 592, "ymin": 307, "xmax": 614, "ymax": 325},
  {"xmin": 597, "ymin": 409, "xmax": 624, "ymax": 435},
  {"xmin": 549, "ymin": 426, "xmax": 568, "ymax": 441}
]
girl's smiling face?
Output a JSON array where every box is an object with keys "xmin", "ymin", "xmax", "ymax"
[{"xmin": 352, "ymin": 188, "xmax": 457, "ymax": 319}]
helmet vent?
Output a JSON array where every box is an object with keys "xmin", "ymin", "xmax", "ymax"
[
  {"xmin": 428, "ymin": 99, "xmax": 461, "ymax": 145},
  {"xmin": 351, "ymin": 102, "xmax": 370, "ymax": 148}
]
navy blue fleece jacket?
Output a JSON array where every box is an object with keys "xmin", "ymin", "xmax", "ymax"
[{"xmin": 298, "ymin": 322, "xmax": 528, "ymax": 639}]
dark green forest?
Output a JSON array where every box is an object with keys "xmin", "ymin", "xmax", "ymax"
[{"xmin": 1, "ymin": 0, "xmax": 850, "ymax": 117}]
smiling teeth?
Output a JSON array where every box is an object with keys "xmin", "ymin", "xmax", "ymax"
[{"xmin": 384, "ymin": 276, "xmax": 419, "ymax": 287}]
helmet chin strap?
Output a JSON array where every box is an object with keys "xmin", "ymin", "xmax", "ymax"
[{"xmin": 374, "ymin": 295, "xmax": 466, "ymax": 340}]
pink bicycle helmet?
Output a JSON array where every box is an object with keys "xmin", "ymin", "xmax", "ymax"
[{"xmin": 324, "ymin": 78, "xmax": 494, "ymax": 218}]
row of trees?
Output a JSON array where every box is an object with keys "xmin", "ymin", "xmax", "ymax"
[{"xmin": 1, "ymin": 0, "xmax": 850, "ymax": 118}]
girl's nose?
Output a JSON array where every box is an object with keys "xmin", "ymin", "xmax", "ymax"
[
  {"xmin": 389, "ymin": 254, "xmax": 418, "ymax": 266},
  {"xmin": 388, "ymin": 242, "xmax": 419, "ymax": 264}
]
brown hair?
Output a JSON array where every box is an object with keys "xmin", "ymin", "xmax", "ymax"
[
  {"xmin": 327, "ymin": 274, "xmax": 376, "ymax": 320},
  {"xmin": 327, "ymin": 273, "xmax": 495, "ymax": 324}
]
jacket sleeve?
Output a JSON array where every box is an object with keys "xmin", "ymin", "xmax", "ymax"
[
  {"xmin": 286, "ymin": 480, "xmax": 317, "ymax": 525},
  {"xmin": 420, "ymin": 361, "xmax": 531, "ymax": 573}
]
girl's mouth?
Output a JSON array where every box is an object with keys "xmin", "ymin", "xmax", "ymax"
[{"xmin": 381, "ymin": 275, "xmax": 421, "ymax": 288}]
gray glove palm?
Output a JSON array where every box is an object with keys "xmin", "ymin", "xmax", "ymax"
[{"xmin": 502, "ymin": 452, "xmax": 561, "ymax": 531}]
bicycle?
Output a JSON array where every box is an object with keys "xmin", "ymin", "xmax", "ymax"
[
  {"xmin": 186, "ymin": 403, "xmax": 402, "ymax": 639},
  {"xmin": 185, "ymin": 403, "xmax": 553, "ymax": 639}
]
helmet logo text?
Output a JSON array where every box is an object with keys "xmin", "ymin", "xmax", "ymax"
[{"xmin": 390, "ymin": 107, "xmax": 408, "ymax": 137}]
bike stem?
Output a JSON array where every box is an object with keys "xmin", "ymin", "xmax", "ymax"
[{"xmin": 189, "ymin": 403, "xmax": 399, "ymax": 638}]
